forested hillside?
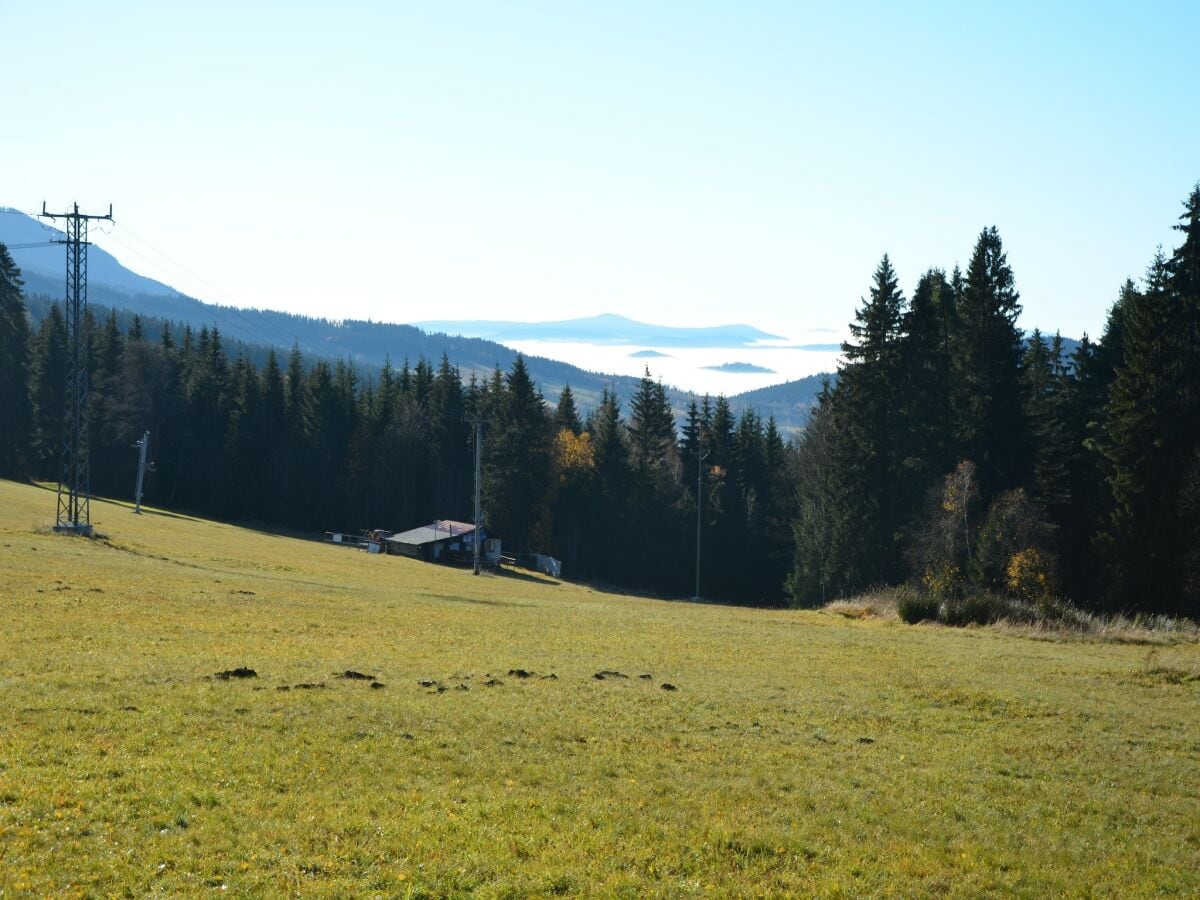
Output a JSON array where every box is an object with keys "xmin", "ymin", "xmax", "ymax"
[
  {"xmin": 1, "ymin": 186, "xmax": 1197, "ymax": 613},
  {"xmin": 0, "ymin": 280, "xmax": 795, "ymax": 602}
]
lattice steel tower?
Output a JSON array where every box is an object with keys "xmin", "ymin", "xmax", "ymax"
[{"xmin": 40, "ymin": 202, "xmax": 113, "ymax": 536}]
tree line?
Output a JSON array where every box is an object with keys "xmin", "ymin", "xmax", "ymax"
[
  {"xmin": 0, "ymin": 257, "xmax": 794, "ymax": 603},
  {"xmin": 788, "ymin": 186, "xmax": 1200, "ymax": 618},
  {"xmin": 1, "ymin": 185, "xmax": 1197, "ymax": 615}
]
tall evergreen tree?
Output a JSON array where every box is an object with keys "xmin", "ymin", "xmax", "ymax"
[
  {"xmin": 1103, "ymin": 186, "xmax": 1200, "ymax": 613},
  {"xmin": 429, "ymin": 354, "xmax": 470, "ymax": 519},
  {"xmin": 0, "ymin": 243, "xmax": 33, "ymax": 477},
  {"xmin": 828, "ymin": 254, "xmax": 909, "ymax": 589},
  {"xmin": 553, "ymin": 384, "xmax": 582, "ymax": 435},
  {"xmin": 951, "ymin": 227, "xmax": 1028, "ymax": 498},
  {"xmin": 483, "ymin": 356, "xmax": 552, "ymax": 552},
  {"xmin": 29, "ymin": 304, "xmax": 68, "ymax": 480},
  {"xmin": 89, "ymin": 310, "xmax": 127, "ymax": 494},
  {"xmin": 899, "ymin": 269, "xmax": 957, "ymax": 495},
  {"xmin": 587, "ymin": 388, "xmax": 630, "ymax": 582},
  {"xmin": 626, "ymin": 370, "xmax": 683, "ymax": 592},
  {"xmin": 1021, "ymin": 330, "xmax": 1071, "ymax": 514}
]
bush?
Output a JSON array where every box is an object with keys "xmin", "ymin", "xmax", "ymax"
[
  {"xmin": 921, "ymin": 562, "xmax": 965, "ymax": 601},
  {"xmin": 974, "ymin": 489, "xmax": 1057, "ymax": 590},
  {"xmin": 1006, "ymin": 547, "xmax": 1059, "ymax": 606},
  {"xmin": 897, "ymin": 589, "xmax": 940, "ymax": 623},
  {"xmin": 940, "ymin": 592, "xmax": 1032, "ymax": 627}
]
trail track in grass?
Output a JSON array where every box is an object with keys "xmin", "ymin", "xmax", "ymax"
[{"xmin": 0, "ymin": 478, "xmax": 1197, "ymax": 896}]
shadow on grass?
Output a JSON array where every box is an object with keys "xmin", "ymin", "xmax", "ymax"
[
  {"xmin": 424, "ymin": 593, "xmax": 532, "ymax": 608},
  {"xmin": 495, "ymin": 567, "xmax": 561, "ymax": 587}
]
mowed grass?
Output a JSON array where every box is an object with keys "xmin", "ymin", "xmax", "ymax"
[{"xmin": 0, "ymin": 480, "xmax": 1197, "ymax": 897}]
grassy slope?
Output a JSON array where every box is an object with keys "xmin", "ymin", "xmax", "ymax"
[{"xmin": 0, "ymin": 479, "xmax": 1197, "ymax": 898}]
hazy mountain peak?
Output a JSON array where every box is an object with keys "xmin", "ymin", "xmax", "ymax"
[
  {"xmin": 413, "ymin": 313, "xmax": 784, "ymax": 348},
  {"xmin": 0, "ymin": 207, "xmax": 179, "ymax": 300}
]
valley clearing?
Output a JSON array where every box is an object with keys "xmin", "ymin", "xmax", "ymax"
[{"xmin": 0, "ymin": 478, "xmax": 1197, "ymax": 897}]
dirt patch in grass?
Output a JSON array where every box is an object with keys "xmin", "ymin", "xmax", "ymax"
[{"xmin": 213, "ymin": 667, "xmax": 257, "ymax": 680}]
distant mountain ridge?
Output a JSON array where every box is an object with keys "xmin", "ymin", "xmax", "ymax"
[
  {"xmin": 0, "ymin": 208, "xmax": 823, "ymax": 431},
  {"xmin": 1, "ymin": 207, "xmax": 181, "ymax": 299},
  {"xmin": 413, "ymin": 312, "xmax": 785, "ymax": 347}
]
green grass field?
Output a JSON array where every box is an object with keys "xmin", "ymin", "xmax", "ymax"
[{"xmin": 1, "ymin": 479, "xmax": 1197, "ymax": 897}]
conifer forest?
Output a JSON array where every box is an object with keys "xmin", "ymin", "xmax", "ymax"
[{"xmin": 1, "ymin": 186, "xmax": 1198, "ymax": 618}]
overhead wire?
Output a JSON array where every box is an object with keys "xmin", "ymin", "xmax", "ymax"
[
  {"xmin": 82, "ymin": 225, "xmax": 287, "ymax": 349},
  {"xmin": 102, "ymin": 219, "xmax": 307, "ymax": 349},
  {"xmin": 7, "ymin": 205, "xmax": 318, "ymax": 355},
  {"xmin": 4, "ymin": 241, "xmax": 60, "ymax": 251},
  {"xmin": 6, "ymin": 206, "xmax": 306, "ymax": 350}
]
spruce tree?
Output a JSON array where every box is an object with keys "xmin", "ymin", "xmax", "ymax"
[
  {"xmin": 952, "ymin": 227, "xmax": 1027, "ymax": 498},
  {"xmin": 626, "ymin": 370, "xmax": 683, "ymax": 592},
  {"xmin": 88, "ymin": 310, "xmax": 126, "ymax": 494},
  {"xmin": 1103, "ymin": 186, "xmax": 1200, "ymax": 614},
  {"xmin": 0, "ymin": 243, "xmax": 33, "ymax": 477},
  {"xmin": 29, "ymin": 304, "xmax": 68, "ymax": 480},
  {"xmin": 483, "ymin": 356, "xmax": 551, "ymax": 553},
  {"xmin": 829, "ymin": 254, "xmax": 909, "ymax": 589},
  {"xmin": 553, "ymin": 384, "xmax": 582, "ymax": 435},
  {"xmin": 587, "ymin": 388, "xmax": 630, "ymax": 583},
  {"xmin": 899, "ymin": 269, "xmax": 957, "ymax": 496},
  {"xmin": 429, "ymin": 354, "xmax": 469, "ymax": 518},
  {"xmin": 1021, "ymin": 330, "xmax": 1071, "ymax": 514}
]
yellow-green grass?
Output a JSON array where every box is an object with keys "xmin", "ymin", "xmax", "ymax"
[{"xmin": 0, "ymin": 479, "xmax": 1197, "ymax": 898}]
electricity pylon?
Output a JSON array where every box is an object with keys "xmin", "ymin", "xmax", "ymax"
[{"xmin": 40, "ymin": 202, "xmax": 113, "ymax": 536}]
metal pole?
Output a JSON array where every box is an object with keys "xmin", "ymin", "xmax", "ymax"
[
  {"xmin": 472, "ymin": 418, "xmax": 482, "ymax": 575},
  {"xmin": 133, "ymin": 431, "xmax": 149, "ymax": 514},
  {"xmin": 40, "ymin": 201, "xmax": 112, "ymax": 536}
]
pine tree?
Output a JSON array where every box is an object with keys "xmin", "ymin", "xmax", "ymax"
[
  {"xmin": 483, "ymin": 356, "xmax": 551, "ymax": 553},
  {"xmin": 29, "ymin": 304, "xmax": 68, "ymax": 480},
  {"xmin": 429, "ymin": 354, "xmax": 469, "ymax": 518},
  {"xmin": 899, "ymin": 269, "xmax": 957, "ymax": 495},
  {"xmin": 827, "ymin": 254, "xmax": 909, "ymax": 589},
  {"xmin": 951, "ymin": 227, "xmax": 1028, "ymax": 498},
  {"xmin": 1022, "ymin": 330, "xmax": 1071, "ymax": 514},
  {"xmin": 1103, "ymin": 186, "xmax": 1200, "ymax": 614},
  {"xmin": 88, "ymin": 310, "xmax": 126, "ymax": 494},
  {"xmin": 759, "ymin": 416, "xmax": 796, "ymax": 602},
  {"xmin": 553, "ymin": 384, "xmax": 582, "ymax": 435},
  {"xmin": 0, "ymin": 243, "xmax": 33, "ymax": 477},
  {"xmin": 255, "ymin": 350, "xmax": 288, "ymax": 522},
  {"xmin": 626, "ymin": 370, "xmax": 683, "ymax": 592},
  {"xmin": 108, "ymin": 332, "xmax": 188, "ymax": 509},
  {"xmin": 679, "ymin": 397, "xmax": 709, "ymax": 590},
  {"xmin": 587, "ymin": 388, "xmax": 630, "ymax": 583}
]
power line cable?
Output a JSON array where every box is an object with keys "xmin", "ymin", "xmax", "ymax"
[
  {"xmin": 88, "ymin": 226, "xmax": 284, "ymax": 348},
  {"xmin": 94, "ymin": 224, "xmax": 302, "ymax": 351},
  {"xmin": 11, "ymin": 205, "xmax": 312, "ymax": 354},
  {"xmin": 104, "ymin": 220, "xmax": 306, "ymax": 348}
]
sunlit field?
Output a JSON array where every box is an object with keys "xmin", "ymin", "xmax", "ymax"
[{"xmin": 1, "ymin": 478, "xmax": 1197, "ymax": 897}]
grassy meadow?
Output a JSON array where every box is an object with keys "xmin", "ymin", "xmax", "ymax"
[{"xmin": 0, "ymin": 478, "xmax": 1197, "ymax": 897}]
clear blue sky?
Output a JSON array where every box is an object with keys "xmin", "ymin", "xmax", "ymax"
[{"xmin": 3, "ymin": 1, "xmax": 1197, "ymax": 339}]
